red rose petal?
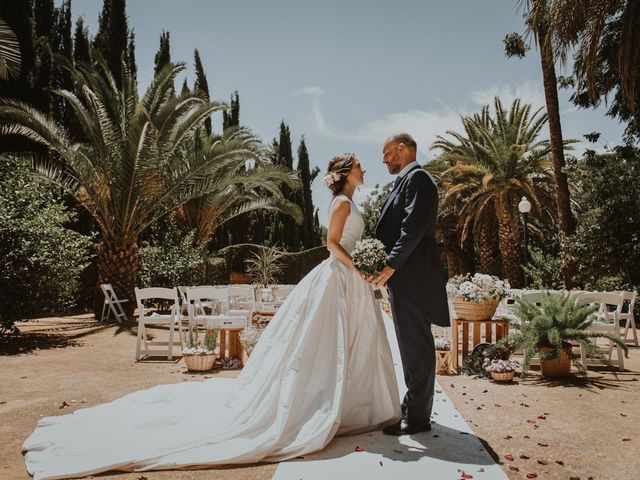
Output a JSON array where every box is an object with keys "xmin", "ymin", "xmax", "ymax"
[
  {"xmin": 537, "ymin": 443, "xmax": 548, "ymax": 447},
  {"xmin": 509, "ymin": 465, "xmax": 520, "ymax": 472},
  {"xmin": 504, "ymin": 454, "xmax": 514, "ymax": 461},
  {"xmin": 519, "ymin": 454, "xmax": 530, "ymax": 459},
  {"xmin": 537, "ymin": 459, "xmax": 549, "ymax": 465},
  {"xmin": 526, "ymin": 474, "xmax": 537, "ymax": 479},
  {"xmin": 354, "ymin": 446, "xmax": 365, "ymax": 452},
  {"xmin": 537, "ymin": 415, "xmax": 547, "ymax": 420}
]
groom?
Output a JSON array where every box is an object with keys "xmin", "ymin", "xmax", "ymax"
[{"xmin": 373, "ymin": 132, "xmax": 450, "ymax": 435}]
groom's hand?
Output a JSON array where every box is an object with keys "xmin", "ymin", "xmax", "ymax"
[{"xmin": 373, "ymin": 265, "xmax": 395, "ymax": 287}]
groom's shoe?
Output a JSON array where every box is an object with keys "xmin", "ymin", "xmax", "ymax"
[{"xmin": 382, "ymin": 418, "xmax": 431, "ymax": 436}]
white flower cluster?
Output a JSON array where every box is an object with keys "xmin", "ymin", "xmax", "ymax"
[
  {"xmin": 446, "ymin": 273, "xmax": 510, "ymax": 303},
  {"xmin": 351, "ymin": 238, "xmax": 388, "ymax": 276},
  {"xmin": 322, "ymin": 171, "xmax": 341, "ymax": 188},
  {"xmin": 182, "ymin": 346, "xmax": 214, "ymax": 355},
  {"xmin": 238, "ymin": 324, "xmax": 267, "ymax": 356},
  {"xmin": 484, "ymin": 358, "xmax": 519, "ymax": 373},
  {"xmin": 435, "ymin": 337, "xmax": 451, "ymax": 351}
]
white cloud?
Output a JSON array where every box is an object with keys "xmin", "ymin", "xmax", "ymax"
[
  {"xmin": 470, "ymin": 80, "xmax": 546, "ymax": 111},
  {"xmin": 298, "ymin": 79, "xmax": 551, "ymax": 160}
]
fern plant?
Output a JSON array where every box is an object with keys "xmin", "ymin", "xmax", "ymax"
[{"xmin": 503, "ymin": 293, "xmax": 629, "ymax": 374}]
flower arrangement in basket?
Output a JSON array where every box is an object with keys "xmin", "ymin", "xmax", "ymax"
[
  {"xmin": 484, "ymin": 359, "xmax": 519, "ymax": 382},
  {"xmin": 446, "ymin": 273, "xmax": 510, "ymax": 321},
  {"xmin": 181, "ymin": 324, "xmax": 218, "ymax": 372},
  {"xmin": 434, "ymin": 337, "xmax": 453, "ymax": 375},
  {"xmin": 351, "ymin": 238, "xmax": 388, "ymax": 300},
  {"xmin": 238, "ymin": 323, "xmax": 267, "ymax": 358}
]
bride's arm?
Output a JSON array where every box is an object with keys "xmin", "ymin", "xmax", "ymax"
[{"xmin": 326, "ymin": 198, "xmax": 355, "ymax": 269}]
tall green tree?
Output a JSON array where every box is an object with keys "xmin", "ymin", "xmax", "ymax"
[
  {"xmin": 505, "ymin": 0, "xmax": 577, "ymax": 286},
  {"xmin": 193, "ymin": 48, "xmax": 211, "ymax": 134},
  {"xmin": 0, "ymin": 55, "xmax": 264, "ymax": 313},
  {"xmin": 154, "ymin": 30, "xmax": 171, "ymax": 75},
  {"xmin": 431, "ymin": 97, "xmax": 566, "ymax": 286},
  {"xmin": 296, "ymin": 137, "xmax": 320, "ymax": 248},
  {"xmin": 33, "ymin": 0, "xmax": 55, "ymax": 41},
  {"xmin": 73, "ymin": 17, "xmax": 91, "ymax": 65},
  {"xmin": 51, "ymin": 0, "xmax": 73, "ymax": 127},
  {"xmin": 223, "ymin": 90, "xmax": 240, "ymax": 131},
  {"xmin": 93, "ymin": 0, "xmax": 129, "ymax": 89},
  {"xmin": 126, "ymin": 29, "xmax": 136, "ymax": 84}
]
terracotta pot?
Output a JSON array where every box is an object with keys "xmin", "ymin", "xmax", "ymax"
[{"xmin": 539, "ymin": 345, "xmax": 572, "ymax": 377}]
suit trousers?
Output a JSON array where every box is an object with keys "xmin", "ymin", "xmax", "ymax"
[{"xmin": 387, "ymin": 286, "xmax": 436, "ymax": 423}]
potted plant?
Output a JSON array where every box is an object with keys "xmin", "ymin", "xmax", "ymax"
[
  {"xmin": 484, "ymin": 359, "xmax": 519, "ymax": 382},
  {"xmin": 460, "ymin": 342, "xmax": 511, "ymax": 377},
  {"xmin": 181, "ymin": 324, "xmax": 218, "ymax": 372},
  {"xmin": 504, "ymin": 293, "xmax": 629, "ymax": 377},
  {"xmin": 447, "ymin": 273, "xmax": 510, "ymax": 321},
  {"xmin": 245, "ymin": 246, "xmax": 285, "ymax": 302}
]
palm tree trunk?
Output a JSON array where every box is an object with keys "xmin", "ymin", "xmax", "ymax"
[
  {"xmin": 95, "ymin": 241, "xmax": 138, "ymax": 318},
  {"xmin": 497, "ymin": 195, "xmax": 522, "ymax": 287},
  {"xmin": 538, "ymin": 28, "xmax": 577, "ymax": 286},
  {"xmin": 477, "ymin": 215, "xmax": 500, "ymax": 276}
]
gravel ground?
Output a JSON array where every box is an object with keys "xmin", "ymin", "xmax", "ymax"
[{"xmin": 1, "ymin": 315, "xmax": 638, "ymax": 480}]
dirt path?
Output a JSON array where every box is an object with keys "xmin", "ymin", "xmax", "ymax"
[{"xmin": 2, "ymin": 316, "xmax": 639, "ymax": 480}]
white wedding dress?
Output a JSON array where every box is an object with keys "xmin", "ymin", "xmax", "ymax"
[{"xmin": 23, "ymin": 195, "xmax": 401, "ymax": 480}]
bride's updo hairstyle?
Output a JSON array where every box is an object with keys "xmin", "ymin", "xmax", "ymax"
[{"xmin": 323, "ymin": 152, "xmax": 355, "ymax": 195}]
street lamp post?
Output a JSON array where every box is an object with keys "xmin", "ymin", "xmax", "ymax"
[{"xmin": 518, "ymin": 196, "xmax": 532, "ymax": 288}]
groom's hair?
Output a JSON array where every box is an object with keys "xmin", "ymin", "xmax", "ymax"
[{"xmin": 389, "ymin": 133, "xmax": 417, "ymax": 150}]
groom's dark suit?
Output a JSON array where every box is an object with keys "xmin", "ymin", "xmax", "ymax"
[{"xmin": 375, "ymin": 164, "xmax": 450, "ymax": 424}]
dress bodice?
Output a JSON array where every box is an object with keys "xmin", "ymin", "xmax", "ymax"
[{"xmin": 329, "ymin": 195, "xmax": 364, "ymax": 254}]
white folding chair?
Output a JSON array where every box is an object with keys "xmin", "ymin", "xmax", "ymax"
[
  {"xmin": 575, "ymin": 292, "xmax": 625, "ymax": 370},
  {"xmin": 134, "ymin": 287, "xmax": 182, "ymax": 361},
  {"xmin": 273, "ymin": 284, "xmax": 295, "ymax": 305},
  {"xmin": 99, "ymin": 284, "xmax": 128, "ymax": 323},
  {"xmin": 186, "ymin": 286, "xmax": 248, "ymax": 360},
  {"xmin": 227, "ymin": 285, "xmax": 256, "ymax": 319},
  {"xmin": 617, "ymin": 291, "xmax": 638, "ymax": 346}
]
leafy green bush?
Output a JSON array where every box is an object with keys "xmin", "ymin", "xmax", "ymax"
[
  {"xmin": 138, "ymin": 216, "xmax": 207, "ymax": 288},
  {"xmin": 0, "ymin": 157, "xmax": 93, "ymax": 332}
]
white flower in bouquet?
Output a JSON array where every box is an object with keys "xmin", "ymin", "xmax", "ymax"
[
  {"xmin": 351, "ymin": 238, "xmax": 388, "ymax": 299},
  {"xmin": 239, "ymin": 324, "xmax": 267, "ymax": 356}
]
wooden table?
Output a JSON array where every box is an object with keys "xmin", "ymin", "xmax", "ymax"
[
  {"xmin": 195, "ymin": 315, "xmax": 248, "ymax": 360},
  {"xmin": 451, "ymin": 318, "xmax": 510, "ymax": 369}
]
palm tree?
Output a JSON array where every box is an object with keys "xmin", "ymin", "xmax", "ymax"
[
  {"xmin": 0, "ymin": 55, "xmax": 272, "ymax": 313},
  {"xmin": 0, "ymin": 18, "xmax": 21, "ymax": 80},
  {"xmin": 546, "ymin": 0, "xmax": 639, "ymax": 111},
  {"xmin": 506, "ymin": 0, "xmax": 577, "ymax": 286},
  {"xmin": 177, "ymin": 140, "xmax": 303, "ymax": 247},
  {"xmin": 431, "ymin": 97, "xmax": 566, "ymax": 287}
]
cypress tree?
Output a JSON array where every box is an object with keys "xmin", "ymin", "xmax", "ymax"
[
  {"xmin": 33, "ymin": 0, "xmax": 55, "ymax": 42},
  {"xmin": 223, "ymin": 91, "xmax": 240, "ymax": 131},
  {"xmin": 51, "ymin": 0, "xmax": 73, "ymax": 127},
  {"xmin": 94, "ymin": 0, "xmax": 128, "ymax": 88},
  {"xmin": 126, "ymin": 29, "xmax": 136, "ymax": 84},
  {"xmin": 73, "ymin": 17, "xmax": 91, "ymax": 65},
  {"xmin": 296, "ymin": 137, "xmax": 315, "ymax": 248},
  {"xmin": 180, "ymin": 78, "xmax": 190, "ymax": 97},
  {"xmin": 154, "ymin": 30, "xmax": 171, "ymax": 75},
  {"xmin": 193, "ymin": 49, "xmax": 211, "ymax": 134}
]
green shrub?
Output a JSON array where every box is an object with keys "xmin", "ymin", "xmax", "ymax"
[
  {"xmin": 0, "ymin": 157, "xmax": 94, "ymax": 332},
  {"xmin": 138, "ymin": 216, "xmax": 207, "ymax": 288}
]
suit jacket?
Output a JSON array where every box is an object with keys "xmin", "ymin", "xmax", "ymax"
[{"xmin": 375, "ymin": 165, "xmax": 450, "ymax": 327}]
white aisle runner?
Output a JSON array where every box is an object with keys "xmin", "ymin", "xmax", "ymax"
[{"xmin": 273, "ymin": 312, "xmax": 508, "ymax": 480}]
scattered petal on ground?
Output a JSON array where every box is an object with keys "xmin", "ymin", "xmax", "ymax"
[{"xmin": 354, "ymin": 446, "xmax": 364, "ymax": 452}]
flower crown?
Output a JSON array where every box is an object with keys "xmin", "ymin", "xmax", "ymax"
[{"xmin": 322, "ymin": 171, "xmax": 342, "ymax": 188}]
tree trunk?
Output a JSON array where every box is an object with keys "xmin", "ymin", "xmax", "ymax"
[
  {"xmin": 95, "ymin": 240, "xmax": 138, "ymax": 319},
  {"xmin": 538, "ymin": 28, "xmax": 577, "ymax": 287},
  {"xmin": 476, "ymin": 214, "xmax": 500, "ymax": 276},
  {"xmin": 497, "ymin": 195, "xmax": 522, "ymax": 288}
]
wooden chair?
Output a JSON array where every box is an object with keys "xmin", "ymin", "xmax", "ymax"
[{"xmin": 134, "ymin": 287, "xmax": 182, "ymax": 361}]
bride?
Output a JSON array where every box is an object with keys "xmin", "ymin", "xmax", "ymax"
[{"xmin": 23, "ymin": 152, "xmax": 402, "ymax": 480}]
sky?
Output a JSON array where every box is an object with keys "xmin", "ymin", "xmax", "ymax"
[{"xmin": 66, "ymin": 0, "xmax": 626, "ymax": 225}]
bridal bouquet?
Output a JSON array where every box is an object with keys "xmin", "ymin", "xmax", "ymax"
[{"xmin": 351, "ymin": 238, "xmax": 388, "ymax": 300}]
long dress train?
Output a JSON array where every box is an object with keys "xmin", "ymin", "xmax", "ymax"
[{"xmin": 23, "ymin": 195, "xmax": 401, "ymax": 480}]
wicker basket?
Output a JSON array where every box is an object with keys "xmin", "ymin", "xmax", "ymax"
[
  {"xmin": 491, "ymin": 371, "xmax": 515, "ymax": 382},
  {"xmin": 452, "ymin": 297, "xmax": 500, "ymax": 321},
  {"xmin": 183, "ymin": 353, "xmax": 216, "ymax": 372}
]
